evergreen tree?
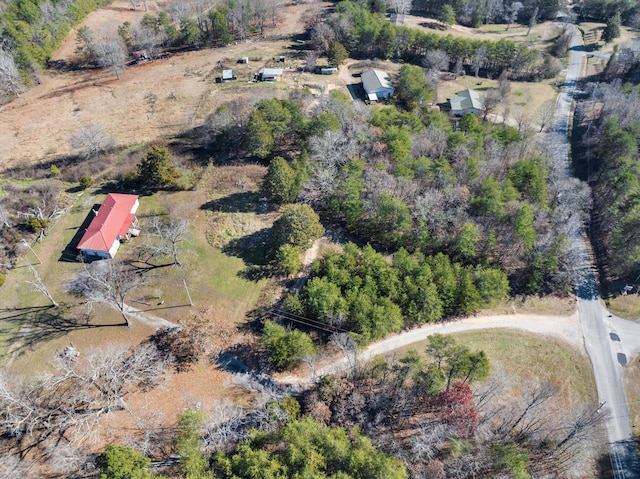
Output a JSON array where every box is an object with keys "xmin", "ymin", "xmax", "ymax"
[
  {"xmin": 262, "ymin": 156, "xmax": 299, "ymax": 204},
  {"xmin": 175, "ymin": 409, "xmax": 213, "ymax": 479},
  {"xmin": 601, "ymin": 12, "xmax": 621, "ymax": 43},
  {"xmin": 96, "ymin": 445, "xmax": 153, "ymax": 479},
  {"xmin": 272, "ymin": 204, "xmax": 324, "ymax": 250},
  {"xmin": 137, "ymin": 146, "xmax": 181, "ymax": 189},
  {"xmin": 327, "ymin": 41, "xmax": 348, "ymax": 66},
  {"xmin": 244, "ymin": 111, "xmax": 274, "ymax": 159},
  {"xmin": 395, "ymin": 64, "xmax": 434, "ymax": 111}
]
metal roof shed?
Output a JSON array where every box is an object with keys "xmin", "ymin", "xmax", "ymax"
[
  {"xmin": 361, "ymin": 69, "xmax": 394, "ymax": 99},
  {"xmin": 260, "ymin": 68, "xmax": 283, "ymax": 81},
  {"xmin": 448, "ymin": 89, "xmax": 485, "ymax": 116}
]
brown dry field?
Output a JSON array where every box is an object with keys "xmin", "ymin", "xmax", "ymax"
[{"xmin": 0, "ymin": 0, "xmax": 334, "ymax": 171}]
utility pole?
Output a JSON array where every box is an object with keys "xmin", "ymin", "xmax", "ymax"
[
  {"xmin": 183, "ymin": 278, "xmax": 193, "ymax": 306},
  {"xmin": 21, "ymin": 239, "xmax": 42, "ymax": 265}
]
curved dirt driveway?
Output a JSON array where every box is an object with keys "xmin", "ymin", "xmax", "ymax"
[{"xmin": 278, "ymin": 310, "xmax": 584, "ymax": 386}]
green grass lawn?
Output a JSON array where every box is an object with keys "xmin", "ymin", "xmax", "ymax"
[{"xmin": 0, "ymin": 175, "xmax": 270, "ymax": 374}]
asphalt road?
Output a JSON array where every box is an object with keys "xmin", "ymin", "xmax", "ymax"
[{"xmin": 557, "ymin": 24, "xmax": 640, "ymax": 478}]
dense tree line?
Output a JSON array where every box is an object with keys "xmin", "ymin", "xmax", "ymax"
[
  {"xmin": 580, "ymin": 0, "xmax": 640, "ymax": 23},
  {"xmin": 0, "ymin": 0, "xmax": 284, "ymax": 96},
  {"xmin": 298, "ymin": 95, "xmax": 586, "ymax": 296},
  {"xmin": 413, "ymin": 0, "xmax": 560, "ymax": 27},
  {"xmin": 0, "ymin": 339, "xmax": 603, "ymax": 478},
  {"xmin": 575, "ymin": 82, "xmax": 640, "ymax": 280},
  {"xmin": 283, "ymin": 243, "xmax": 509, "ymax": 345},
  {"xmin": 92, "ymin": 337, "xmax": 599, "ymax": 478},
  {"xmin": 0, "ymin": 0, "xmax": 114, "ymax": 92},
  {"xmin": 310, "ymin": 0, "xmax": 559, "ymax": 81}
]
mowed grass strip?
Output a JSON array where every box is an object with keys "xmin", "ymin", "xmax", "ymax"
[
  {"xmin": 623, "ymin": 355, "xmax": 640, "ymax": 435},
  {"xmin": 480, "ymin": 294, "xmax": 576, "ymax": 316}
]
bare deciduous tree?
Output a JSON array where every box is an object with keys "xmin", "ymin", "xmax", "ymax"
[
  {"xmin": 482, "ymin": 88, "xmax": 502, "ymax": 121},
  {"xmin": 0, "ymin": 47, "xmax": 23, "ymax": 98},
  {"xmin": 66, "ymin": 260, "xmax": 144, "ymax": 326},
  {"xmin": 0, "ymin": 344, "xmax": 165, "ymax": 452},
  {"xmin": 25, "ymin": 262, "xmax": 58, "ymax": 307},
  {"xmin": 506, "ymin": 1, "xmax": 523, "ymax": 31},
  {"xmin": 387, "ymin": 0, "xmax": 412, "ymax": 15},
  {"xmin": 512, "ymin": 106, "xmax": 531, "ymax": 132},
  {"xmin": 92, "ymin": 26, "xmax": 129, "ymax": 79},
  {"xmin": 203, "ymin": 399, "xmax": 246, "ymax": 452},
  {"xmin": 484, "ymin": 0, "xmax": 503, "ymax": 24},
  {"xmin": 68, "ymin": 123, "xmax": 114, "ymax": 159},
  {"xmin": 305, "ymin": 51, "xmax": 319, "ymax": 73},
  {"xmin": 538, "ymin": 99, "xmax": 556, "ymax": 132},
  {"xmin": 310, "ymin": 22, "xmax": 336, "ymax": 54},
  {"xmin": 144, "ymin": 215, "xmax": 193, "ymax": 267},
  {"xmin": 471, "ymin": 46, "xmax": 488, "ymax": 77},
  {"xmin": 0, "ymin": 453, "xmax": 36, "ymax": 479},
  {"xmin": 330, "ymin": 332, "xmax": 359, "ymax": 376},
  {"xmin": 0, "ymin": 203, "xmax": 11, "ymax": 228}
]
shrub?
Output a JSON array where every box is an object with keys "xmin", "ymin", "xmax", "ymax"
[
  {"xmin": 262, "ymin": 320, "xmax": 317, "ymax": 370},
  {"xmin": 25, "ymin": 216, "xmax": 49, "ymax": 233},
  {"xmin": 80, "ymin": 176, "xmax": 94, "ymax": 189}
]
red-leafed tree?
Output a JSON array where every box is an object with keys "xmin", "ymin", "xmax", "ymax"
[{"xmin": 434, "ymin": 381, "xmax": 480, "ymax": 438}]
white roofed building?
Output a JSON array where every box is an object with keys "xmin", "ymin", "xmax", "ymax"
[
  {"xmin": 361, "ymin": 69, "xmax": 394, "ymax": 101},
  {"xmin": 447, "ymin": 89, "xmax": 485, "ymax": 116}
]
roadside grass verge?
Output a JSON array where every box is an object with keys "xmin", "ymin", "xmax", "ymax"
[
  {"xmin": 391, "ymin": 329, "xmax": 597, "ymax": 409},
  {"xmin": 605, "ymin": 294, "xmax": 640, "ymax": 321},
  {"xmin": 623, "ymin": 355, "xmax": 640, "ymax": 438},
  {"xmin": 479, "ymin": 294, "xmax": 576, "ymax": 316}
]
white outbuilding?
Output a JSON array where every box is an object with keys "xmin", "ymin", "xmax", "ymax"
[{"xmin": 361, "ymin": 69, "xmax": 394, "ymax": 102}]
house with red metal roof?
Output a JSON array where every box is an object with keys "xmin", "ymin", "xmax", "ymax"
[{"xmin": 77, "ymin": 193, "xmax": 140, "ymax": 259}]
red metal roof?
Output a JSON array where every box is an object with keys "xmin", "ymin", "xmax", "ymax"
[{"xmin": 77, "ymin": 193, "xmax": 139, "ymax": 252}]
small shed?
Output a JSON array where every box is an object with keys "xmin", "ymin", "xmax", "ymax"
[
  {"xmin": 132, "ymin": 50, "xmax": 148, "ymax": 63},
  {"xmin": 239, "ymin": 56, "xmax": 249, "ymax": 64},
  {"xmin": 260, "ymin": 68, "xmax": 283, "ymax": 81},
  {"xmin": 447, "ymin": 89, "xmax": 485, "ymax": 116},
  {"xmin": 361, "ymin": 69, "xmax": 394, "ymax": 100},
  {"xmin": 222, "ymin": 69, "xmax": 233, "ymax": 81}
]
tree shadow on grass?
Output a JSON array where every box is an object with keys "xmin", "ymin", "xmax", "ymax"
[
  {"xmin": 200, "ymin": 191, "xmax": 266, "ymax": 214},
  {"xmin": 222, "ymin": 228, "xmax": 275, "ymax": 281},
  {"xmin": 0, "ymin": 304, "xmax": 123, "ymax": 361}
]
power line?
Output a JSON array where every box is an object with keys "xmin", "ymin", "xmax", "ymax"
[
  {"xmin": 269, "ymin": 308, "xmax": 352, "ymax": 336},
  {"xmin": 273, "ymin": 308, "xmax": 352, "ymax": 334}
]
